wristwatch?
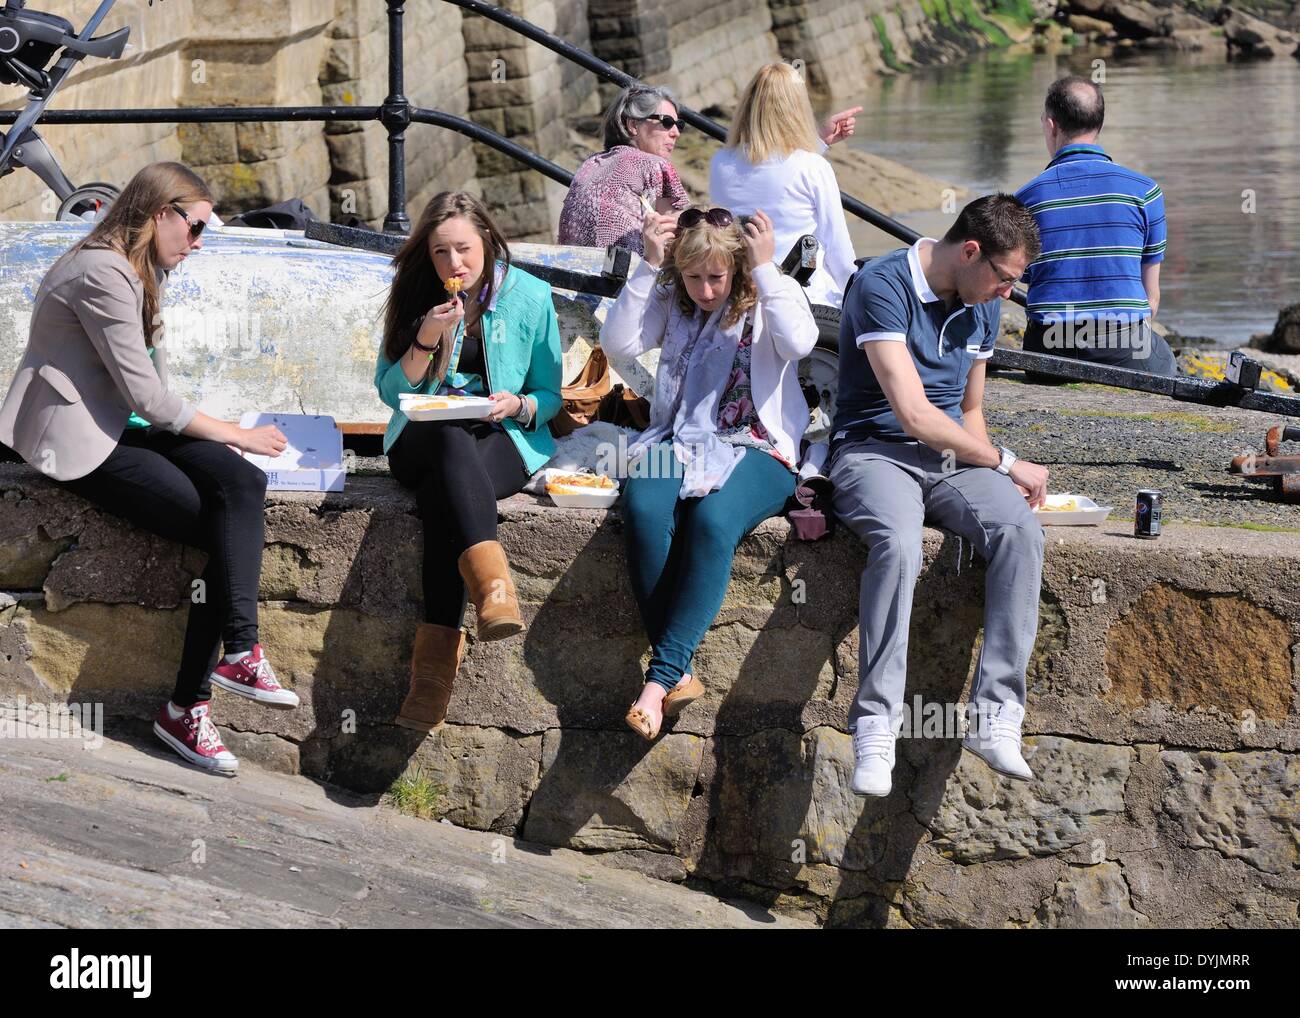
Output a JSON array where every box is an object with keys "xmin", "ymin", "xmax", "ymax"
[{"xmin": 995, "ymin": 445, "xmax": 1017, "ymax": 475}]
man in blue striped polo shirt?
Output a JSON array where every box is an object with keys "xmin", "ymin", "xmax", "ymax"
[{"xmin": 1015, "ymin": 76, "xmax": 1177, "ymax": 376}]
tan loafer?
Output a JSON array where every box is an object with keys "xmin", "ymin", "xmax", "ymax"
[
  {"xmin": 662, "ymin": 673, "xmax": 704, "ymax": 717},
  {"xmin": 625, "ymin": 703, "xmax": 660, "ymax": 741}
]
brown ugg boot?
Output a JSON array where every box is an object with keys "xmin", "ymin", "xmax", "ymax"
[
  {"xmin": 457, "ymin": 539, "xmax": 526, "ymax": 641},
  {"xmin": 394, "ymin": 623, "xmax": 466, "ymax": 731}
]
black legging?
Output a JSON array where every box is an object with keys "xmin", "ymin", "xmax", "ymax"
[
  {"xmin": 387, "ymin": 419, "xmax": 531, "ymax": 627},
  {"xmin": 58, "ymin": 427, "xmax": 268, "ymax": 706}
]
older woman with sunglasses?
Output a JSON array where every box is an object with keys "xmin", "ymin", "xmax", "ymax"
[
  {"xmin": 558, "ymin": 84, "xmax": 691, "ymax": 254},
  {"xmin": 600, "ymin": 205, "xmax": 818, "ymax": 740}
]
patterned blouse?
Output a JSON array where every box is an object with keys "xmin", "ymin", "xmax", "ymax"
[
  {"xmin": 558, "ymin": 146, "xmax": 690, "ymax": 254},
  {"xmin": 715, "ymin": 319, "xmax": 793, "ymax": 470}
]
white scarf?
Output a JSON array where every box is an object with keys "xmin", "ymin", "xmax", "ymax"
[{"xmin": 628, "ymin": 292, "xmax": 747, "ymax": 498}]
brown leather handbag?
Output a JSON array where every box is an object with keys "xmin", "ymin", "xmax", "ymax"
[{"xmin": 550, "ymin": 348, "xmax": 613, "ymax": 437}]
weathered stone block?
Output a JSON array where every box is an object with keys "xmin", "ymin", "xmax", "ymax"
[
  {"xmin": 1029, "ymin": 862, "xmax": 1153, "ymax": 928},
  {"xmin": 524, "ymin": 728, "xmax": 704, "ymax": 851},
  {"xmin": 1105, "ymin": 584, "xmax": 1295, "ymax": 722},
  {"xmin": 1161, "ymin": 750, "xmax": 1299, "ymax": 875},
  {"xmin": 918, "ymin": 736, "xmax": 1133, "ymax": 863}
]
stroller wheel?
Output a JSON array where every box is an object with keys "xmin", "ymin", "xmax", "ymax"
[{"xmin": 56, "ymin": 181, "xmax": 120, "ymax": 222}]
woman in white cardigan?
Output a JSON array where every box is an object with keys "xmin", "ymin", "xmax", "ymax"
[
  {"xmin": 600, "ymin": 206, "xmax": 818, "ymax": 740},
  {"xmin": 710, "ymin": 62, "xmax": 860, "ymax": 308}
]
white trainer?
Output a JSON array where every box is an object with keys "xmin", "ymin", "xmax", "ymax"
[
  {"xmin": 851, "ymin": 714, "xmax": 898, "ymax": 796},
  {"xmin": 962, "ymin": 701, "xmax": 1033, "ymax": 781}
]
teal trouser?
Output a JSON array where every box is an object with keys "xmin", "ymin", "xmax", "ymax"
[{"xmin": 621, "ymin": 445, "xmax": 795, "ymax": 692}]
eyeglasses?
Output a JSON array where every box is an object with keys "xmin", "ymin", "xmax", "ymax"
[
  {"xmin": 677, "ymin": 207, "xmax": 734, "ymax": 230},
  {"xmin": 982, "ymin": 251, "xmax": 1020, "ymax": 287},
  {"xmin": 169, "ymin": 203, "xmax": 206, "ymax": 239},
  {"xmin": 637, "ymin": 114, "xmax": 686, "ymax": 133}
]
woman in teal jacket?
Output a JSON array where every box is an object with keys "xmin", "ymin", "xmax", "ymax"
[{"xmin": 374, "ymin": 191, "xmax": 562, "ymax": 731}]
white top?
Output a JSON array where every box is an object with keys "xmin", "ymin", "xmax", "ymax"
[
  {"xmin": 600, "ymin": 258, "xmax": 818, "ymax": 471},
  {"xmin": 709, "ymin": 145, "xmax": 857, "ymax": 309}
]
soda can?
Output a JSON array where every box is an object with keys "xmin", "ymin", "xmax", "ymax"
[{"xmin": 1135, "ymin": 489, "xmax": 1162, "ymax": 539}]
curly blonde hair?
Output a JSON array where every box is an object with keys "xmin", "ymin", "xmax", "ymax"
[{"xmin": 657, "ymin": 209, "xmax": 756, "ymax": 329}]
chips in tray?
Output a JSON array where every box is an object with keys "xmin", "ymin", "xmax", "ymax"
[
  {"xmin": 402, "ymin": 393, "xmax": 480, "ymax": 412},
  {"xmin": 545, "ymin": 473, "xmax": 617, "ymax": 494}
]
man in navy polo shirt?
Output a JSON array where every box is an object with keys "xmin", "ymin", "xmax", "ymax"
[
  {"xmin": 1016, "ymin": 76, "xmax": 1177, "ymax": 376},
  {"xmin": 830, "ymin": 194, "xmax": 1050, "ymax": 797}
]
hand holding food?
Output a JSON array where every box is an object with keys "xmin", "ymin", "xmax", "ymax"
[
  {"xmin": 416, "ymin": 293, "xmax": 465, "ymax": 351},
  {"xmin": 641, "ymin": 209, "xmax": 677, "ymax": 268},
  {"xmin": 1009, "ymin": 459, "xmax": 1049, "ymax": 509}
]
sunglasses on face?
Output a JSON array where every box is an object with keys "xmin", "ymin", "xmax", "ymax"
[
  {"xmin": 638, "ymin": 114, "xmax": 686, "ymax": 132},
  {"xmin": 677, "ymin": 207, "xmax": 734, "ymax": 230},
  {"xmin": 170, "ymin": 203, "xmax": 206, "ymax": 239}
]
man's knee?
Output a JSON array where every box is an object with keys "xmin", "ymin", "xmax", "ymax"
[
  {"xmin": 865, "ymin": 528, "xmax": 924, "ymax": 579},
  {"xmin": 989, "ymin": 519, "xmax": 1045, "ymax": 566}
]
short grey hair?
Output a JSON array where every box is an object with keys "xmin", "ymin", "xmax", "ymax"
[{"xmin": 602, "ymin": 84, "xmax": 679, "ymax": 151}]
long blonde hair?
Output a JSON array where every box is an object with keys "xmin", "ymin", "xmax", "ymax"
[
  {"xmin": 76, "ymin": 161, "xmax": 212, "ymax": 348},
  {"xmin": 658, "ymin": 210, "xmax": 756, "ymax": 330},
  {"xmin": 727, "ymin": 62, "xmax": 821, "ymax": 164}
]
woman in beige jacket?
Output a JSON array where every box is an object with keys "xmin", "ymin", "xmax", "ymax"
[{"xmin": 0, "ymin": 161, "xmax": 295, "ymax": 776}]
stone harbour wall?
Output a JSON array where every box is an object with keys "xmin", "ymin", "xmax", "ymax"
[
  {"xmin": 1, "ymin": 464, "xmax": 1297, "ymax": 927},
  {"xmin": 2, "ymin": 0, "xmax": 1021, "ymax": 235}
]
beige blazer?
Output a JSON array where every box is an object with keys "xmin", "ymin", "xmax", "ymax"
[{"xmin": 0, "ymin": 245, "xmax": 197, "ymax": 480}]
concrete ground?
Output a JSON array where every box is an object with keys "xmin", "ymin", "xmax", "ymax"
[
  {"xmin": 980, "ymin": 374, "xmax": 1300, "ymax": 531},
  {"xmin": 0, "ymin": 732, "xmax": 814, "ymax": 929}
]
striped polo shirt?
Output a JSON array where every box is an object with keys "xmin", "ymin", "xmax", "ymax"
[{"xmin": 1015, "ymin": 144, "xmax": 1166, "ymax": 323}]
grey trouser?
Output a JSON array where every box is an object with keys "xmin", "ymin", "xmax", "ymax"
[{"xmin": 829, "ymin": 437, "xmax": 1045, "ymax": 729}]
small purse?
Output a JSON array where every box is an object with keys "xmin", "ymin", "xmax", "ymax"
[
  {"xmin": 786, "ymin": 439, "xmax": 835, "ymax": 541},
  {"xmin": 787, "ymin": 477, "xmax": 835, "ymax": 541}
]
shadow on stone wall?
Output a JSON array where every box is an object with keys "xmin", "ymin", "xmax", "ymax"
[{"xmin": 4, "ymin": 463, "xmax": 1298, "ymax": 928}]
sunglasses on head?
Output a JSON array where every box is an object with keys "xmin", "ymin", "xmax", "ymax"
[
  {"xmin": 677, "ymin": 207, "xmax": 734, "ymax": 230},
  {"xmin": 638, "ymin": 114, "xmax": 686, "ymax": 132},
  {"xmin": 169, "ymin": 203, "xmax": 206, "ymax": 239}
]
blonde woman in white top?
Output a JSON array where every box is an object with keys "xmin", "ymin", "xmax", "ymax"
[{"xmin": 710, "ymin": 62, "xmax": 860, "ymax": 308}]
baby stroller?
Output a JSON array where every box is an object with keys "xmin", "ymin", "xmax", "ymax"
[{"xmin": 0, "ymin": 0, "xmax": 130, "ymax": 219}]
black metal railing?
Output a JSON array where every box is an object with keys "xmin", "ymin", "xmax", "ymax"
[
  {"xmin": 441, "ymin": 0, "xmax": 923, "ymax": 246},
  {"xmin": 1, "ymin": 0, "xmax": 921, "ymax": 242}
]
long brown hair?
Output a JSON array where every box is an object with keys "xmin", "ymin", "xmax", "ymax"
[
  {"xmin": 381, "ymin": 191, "xmax": 512, "ymax": 383},
  {"xmin": 76, "ymin": 161, "xmax": 212, "ymax": 348},
  {"xmin": 658, "ymin": 208, "xmax": 757, "ymax": 329}
]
